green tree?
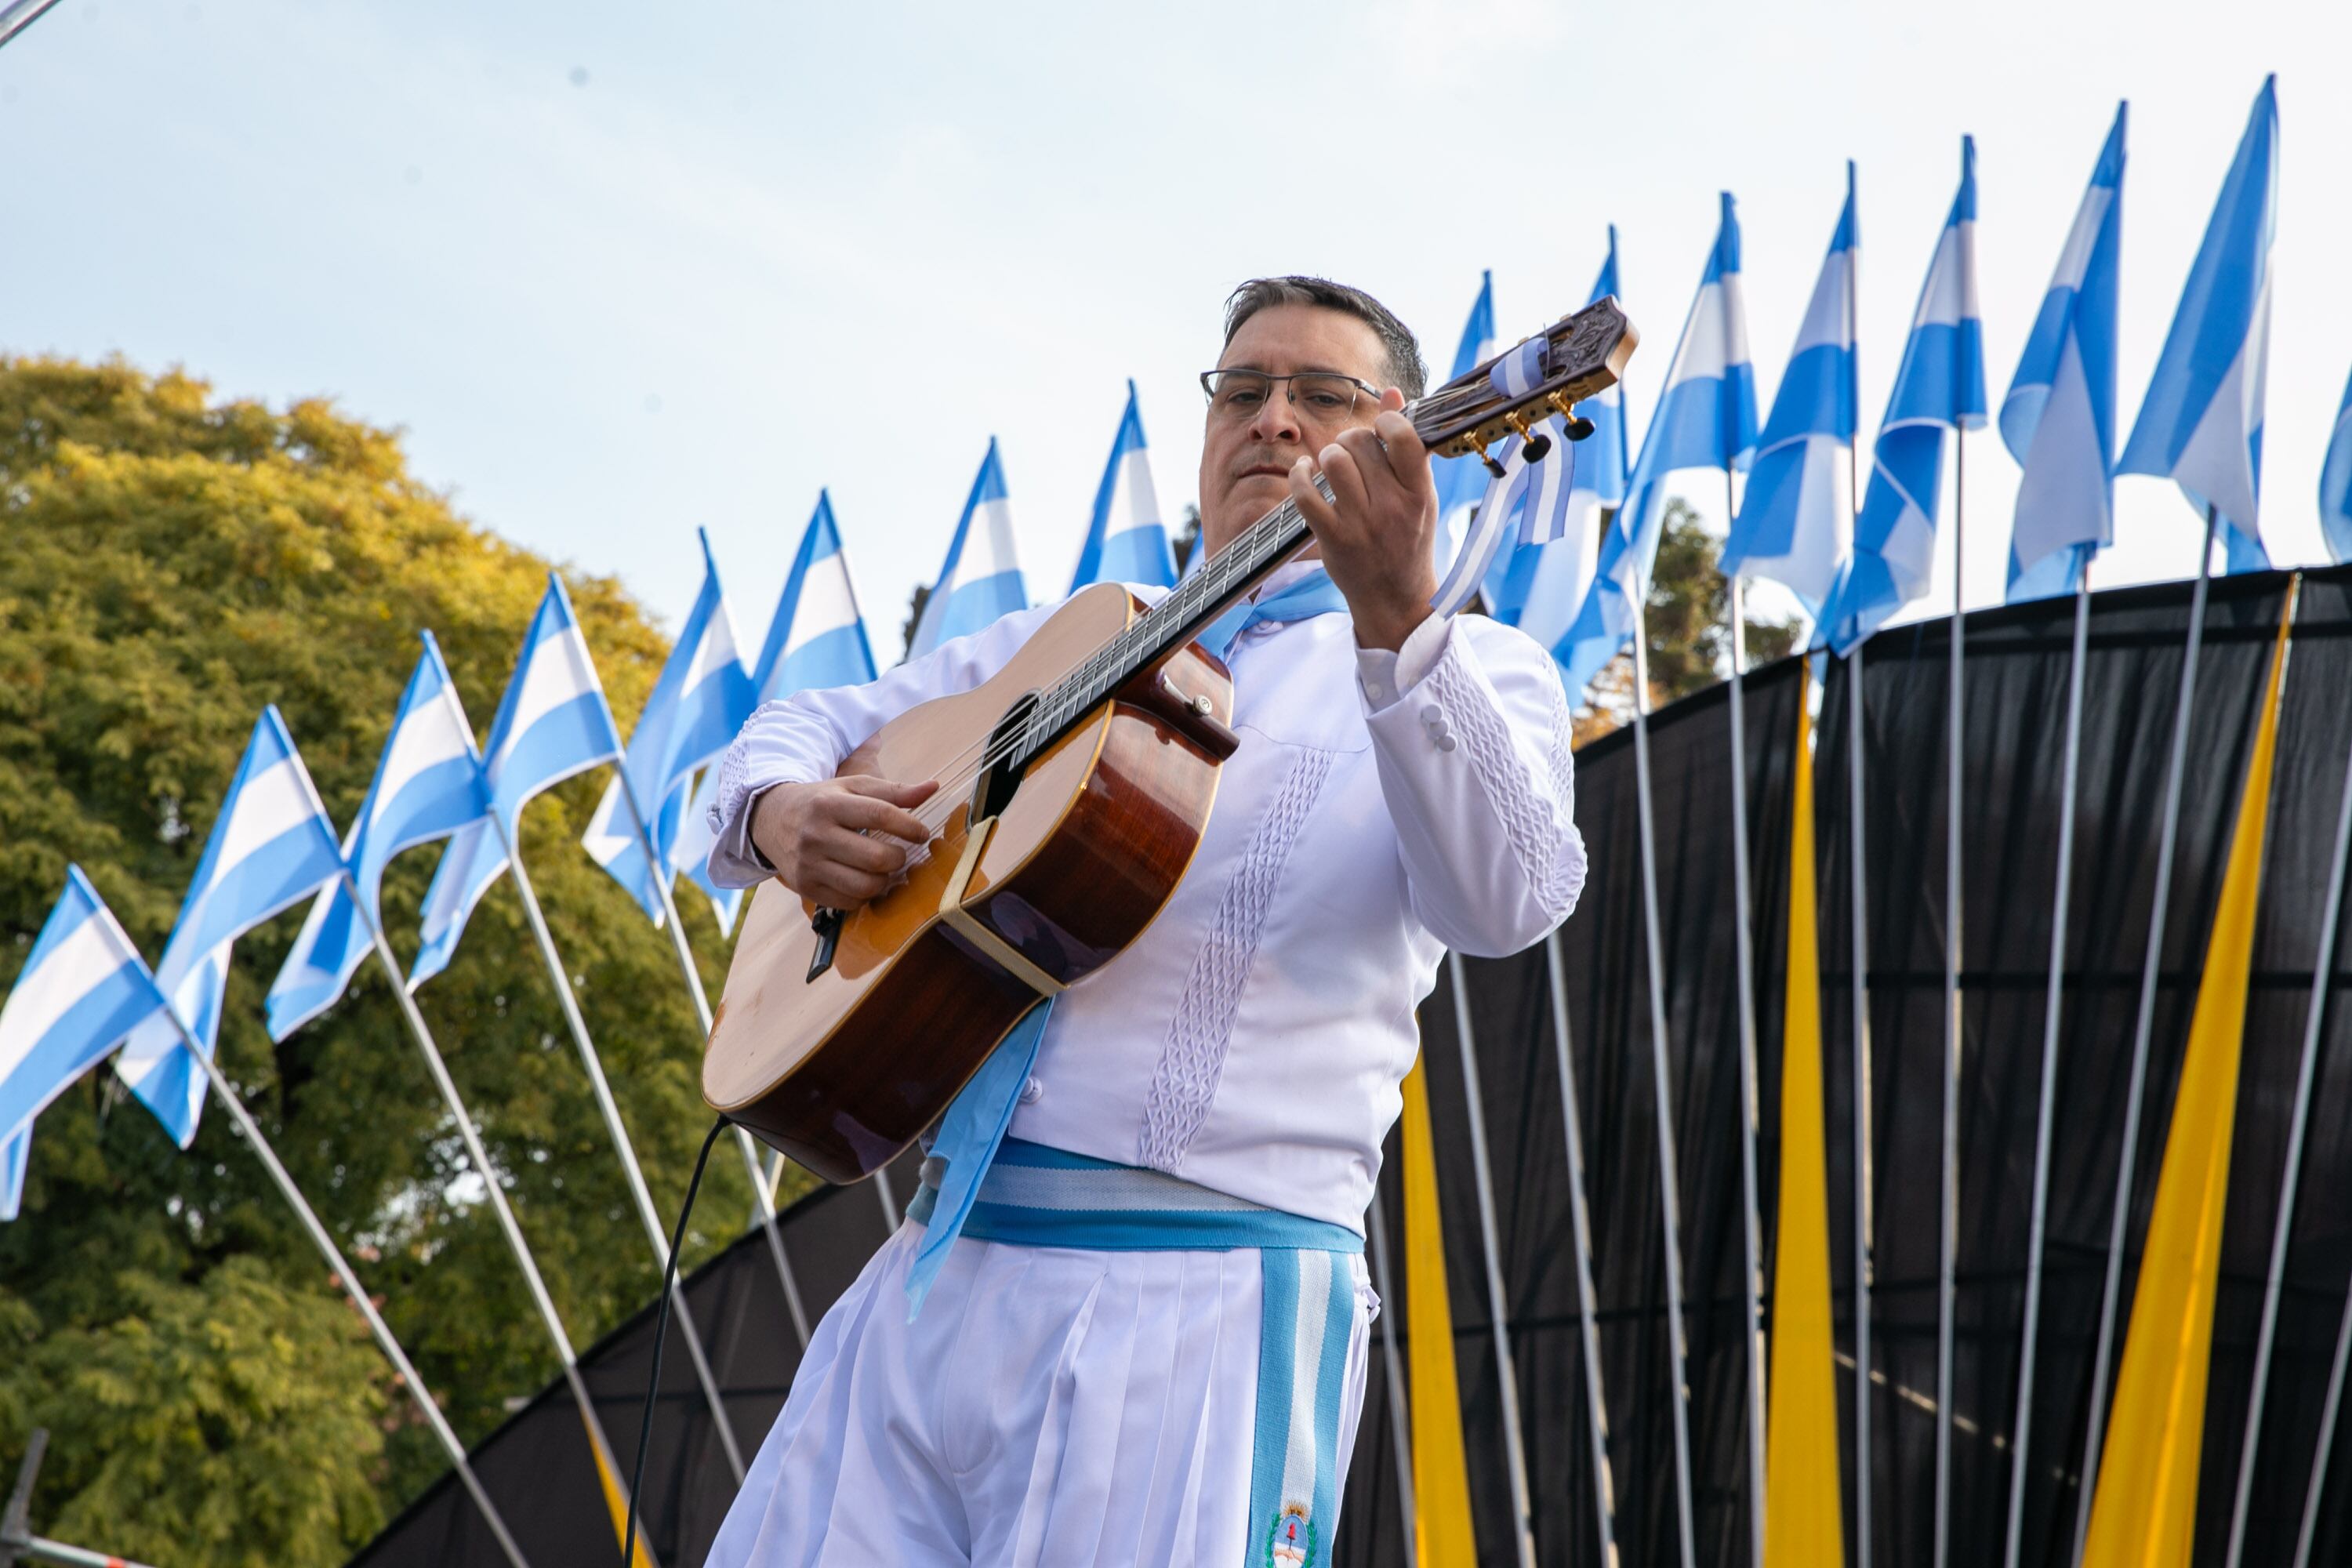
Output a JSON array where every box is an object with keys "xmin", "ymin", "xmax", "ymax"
[{"xmin": 0, "ymin": 358, "xmax": 762, "ymax": 1562}]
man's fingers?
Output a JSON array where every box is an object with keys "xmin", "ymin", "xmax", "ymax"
[
  {"xmin": 1288, "ymin": 455, "xmax": 1340, "ymax": 535},
  {"xmin": 1370, "ymin": 406, "xmax": 1432, "ymax": 486},
  {"xmin": 839, "ymin": 775, "xmax": 939, "ymax": 808},
  {"xmin": 804, "ymin": 865, "xmax": 888, "ymax": 907},
  {"xmin": 1316, "ymin": 438, "xmax": 1372, "ymax": 531},
  {"xmin": 817, "ymin": 826, "xmax": 908, "ymax": 877},
  {"xmin": 827, "ymin": 792, "xmax": 934, "ymax": 844}
]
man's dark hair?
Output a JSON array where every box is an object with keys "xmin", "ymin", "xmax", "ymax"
[{"xmin": 1221, "ymin": 276, "xmax": 1429, "ymax": 401}]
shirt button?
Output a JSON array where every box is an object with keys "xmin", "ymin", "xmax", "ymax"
[
  {"xmin": 1436, "ymin": 733, "xmax": 1458, "ymax": 752},
  {"xmin": 1018, "ymin": 1076, "xmax": 1044, "ymax": 1106},
  {"xmin": 1421, "ymin": 703, "xmax": 1443, "ymax": 724}
]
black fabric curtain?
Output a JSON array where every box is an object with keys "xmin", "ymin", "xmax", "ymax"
[{"xmin": 353, "ymin": 565, "xmax": 2352, "ymax": 1568}]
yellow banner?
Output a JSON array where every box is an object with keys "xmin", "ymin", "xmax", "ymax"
[
  {"xmin": 2082, "ymin": 584, "xmax": 2298, "ymax": 1567},
  {"xmin": 1403, "ymin": 1052, "xmax": 1478, "ymax": 1566},
  {"xmin": 1762, "ymin": 665, "xmax": 1846, "ymax": 1566}
]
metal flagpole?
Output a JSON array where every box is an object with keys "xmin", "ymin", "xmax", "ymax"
[
  {"xmin": 345, "ymin": 873, "xmax": 650, "ymax": 1554},
  {"xmin": 175, "ymin": 1018, "xmax": 532, "ymax": 1568},
  {"xmin": 1365, "ymin": 1189, "xmax": 1420, "ymax": 1565},
  {"xmin": 2002, "ymin": 568, "xmax": 2092, "ymax": 1568},
  {"xmin": 1446, "ymin": 951, "xmax": 1538, "ymax": 1568},
  {"xmin": 5, "ymin": 1430, "xmax": 166, "ymax": 1568},
  {"xmin": 2295, "ymin": 1255, "xmax": 2352, "ymax": 1566},
  {"xmin": 1630, "ymin": 604, "xmax": 1702, "ymax": 1568},
  {"xmin": 1545, "ymin": 928, "xmax": 1621, "ymax": 1568},
  {"xmin": 598, "ymin": 782, "xmax": 818, "ymax": 1348},
  {"xmin": 2227, "ymin": 656, "xmax": 2352, "ymax": 1568},
  {"xmin": 2070, "ymin": 503, "xmax": 2220, "ymax": 1565},
  {"xmin": 1935, "ymin": 427, "xmax": 1968, "ymax": 1568},
  {"xmin": 1843, "ymin": 211, "xmax": 1875, "ymax": 1568},
  {"xmin": 494, "ymin": 810, "xmax": 811, "ymax": 1347},
  {"xmin": 1723, "ymin": 466, "xmax": 1769, "ymax": 1568}
]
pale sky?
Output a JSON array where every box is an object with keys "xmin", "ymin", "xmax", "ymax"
[{"xmin": 4, "ymin": 0, "xmax": 2343, "ymax": 656}]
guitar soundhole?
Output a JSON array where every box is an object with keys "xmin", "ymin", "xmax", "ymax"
[{"xmin": 970, "ymin": 690, "xmax": 1043, "ymax": 822}]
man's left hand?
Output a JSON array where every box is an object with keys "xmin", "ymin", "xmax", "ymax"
[{"xmin": 1289, "ymin": 388, "xmax": 1441, "ymax": 652}]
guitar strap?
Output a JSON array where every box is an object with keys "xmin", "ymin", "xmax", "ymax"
[{"xmin": 902, "ymin": 569, "xmax": 1350, "ymax": 1319}]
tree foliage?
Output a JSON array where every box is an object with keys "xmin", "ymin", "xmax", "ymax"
[{"xmin": 0, "ymin": 358, "xmax": 761, "ymax": 1563}]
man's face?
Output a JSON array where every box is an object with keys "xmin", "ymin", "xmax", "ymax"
[{"xmin": 1197, "ymin": 303, "xmax": 1392, "ymax": 557}]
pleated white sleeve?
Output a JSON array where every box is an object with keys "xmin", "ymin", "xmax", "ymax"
[
  {"xmin": 1356, "ymin": 612, "xmax": 1586, "ymax": 956},
  {"xmin": 702, "ymin": 599, "xmax": 1073, "ymax": 891}
]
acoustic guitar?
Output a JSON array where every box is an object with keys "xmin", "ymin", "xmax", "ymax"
[{"xmin": 703, "ymin": 297, "xmax": 1638, "ymax": 1183}]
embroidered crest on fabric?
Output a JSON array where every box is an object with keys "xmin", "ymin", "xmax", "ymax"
[
  {"xmin": 1267, "ymin": 1503, "xmax": 1316, "ymax": 1567},
  {"xmin": 1136, "ymin": 747, "xmax": 1335, "ymax": 1171}
]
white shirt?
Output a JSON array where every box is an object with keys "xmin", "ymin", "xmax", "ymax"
[{"xmin": 704, "ymin": 567, "xmax": 1585, "ymax": 1234}]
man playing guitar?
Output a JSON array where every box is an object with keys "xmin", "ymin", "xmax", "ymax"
[{"xmin": 701, "ymin": 277, "xmax": 1586, "ymax": 1566}]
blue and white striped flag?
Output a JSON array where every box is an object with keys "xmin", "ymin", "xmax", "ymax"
[
  {"xmin": 1070, "ymin": 383, "xmax": 1177, "ymax": 591},
  {"xmin": 266, "ymin": 634, "xmax": 490, "ymax": 1039},
  {"xmin": 680, "ymin": 492, "xmax": 882, "ymax": 930},
  {"xmin": 2324, "ymin": 365, "xmax": 2352, "ymax": 566},
  {"xmin": 1430, "ymin": 271, "xmax": 1500, "ymax": 577},
  {"xmin": 1482, "ymin": 229, "xmax": 1631, "ymax": 637},
  {"xmin": 1556, "ymin": 192, "xmax": 1758, "ymax": 695},
  {"xmin": 2003, "ymin": 107, "xmax": 2127, "ymax": 604},
  {"xmin": 113, "ymin": 709, "xmax": 346, "ymax": 1146},
  {"xmin": 909, "ymin": 438, "xmax": 1029, "ymax": 658},
  {"xmin": 2, "ymin": 868, "xmax": 165, "ymax": 1219},
  {"xmin": 2116, "ymin": 76, "xmax": 2278, "ymax": 574},
  {"xmin": 586, "ymin": 529, "xmax": 758, "ymax": 926},
  {"xmin": 1819, "ymin": 137, "xmax": 1987, "ymax": 655},
  {"xmin": 1726, "ymin": 165, "xmax": 1859, "ymax": 620},
  {"xmin": 1433, "ymin": 336, "xmax": 1582, "ymax": 616},
  {"xmin": 410, "ymin": 574, "xmax": 626, "ymax": 989}
]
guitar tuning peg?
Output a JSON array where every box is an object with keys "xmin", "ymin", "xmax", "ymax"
[
  {"xmin": 1562, "ymin": 416, "xmax": 1597, "ymax": 441},
  {"xmin": 1504, "ymin": 412, "xmax": 1553, "ymax": 466},
  {"xmin": 1468, "ymin": 433, "xmax": 1507, "ymax": 478}
]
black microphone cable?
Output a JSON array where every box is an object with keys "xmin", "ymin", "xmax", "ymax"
[{"xmin": 623, "ymin": 1112, "xmax": 731, "ymax": 1568}]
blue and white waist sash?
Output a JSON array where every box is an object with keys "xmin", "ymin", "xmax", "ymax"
[{"xmin": 905, "ymin": 1138, "xmax": 1362, "ymax": 1564}]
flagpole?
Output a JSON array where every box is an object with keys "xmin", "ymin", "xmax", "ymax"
[
  {"xmin": 1365, "ymin": 1188, "xmax": 1421, "ymax": 1564},
  {"xmin": 2002, "ymin": 564, "xmax": 2092, "ymax": 1568},
  {"xmin": 481, "ymin": 811, "xmax": 750, "ymax": 1484},
  {"xmin": 2070, "ymin": 502, "xmax": 2220, "ymax": 1565},
  {"xmin": 502, "ymin": 809, "xmax": 811, "ymax": 1344},
  {"xmin": 1630, "ymin": 602, "xmax": 1701, "ymax": 1568},
  {"xmin": 347, "ymin": 874, "xmax": 651, "ymax": 1559},
  {"xmin": 1934, "ymin": 428, "xmax": 1967, "ymax": 1568},
  {"xmin": 1843, "ymin": 174, "xmax": 1875, "ymax": 1568},
  {"xmin": 604, "ymin": 778, "xmax": 822, "ymax": 1349},
  {"xmin": 1446, "ymin": 951, "xmax": 1538, "ymax": 1568},
  {"xmin": 2296, "ymin": 1257, "xmax": 2352, "ymax": 1567},
  {"xmin": 1544, "ymin": 927, "xmax": 1621, "ymax": 1568},
  {"xmin": 2226, "ymin": 683, "xmax": 2352, "ymax": 1568},
  {"xmin": 1722, "ymin": 464, "xmax": 1769, "ymax": 1568},
  {"xmin": 176, "ymin": 1019, "xmax": 531, "ymax": 1568}
]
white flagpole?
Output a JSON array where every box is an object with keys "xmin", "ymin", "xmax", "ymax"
[
  {"xmin": 2002, "ymin": 567, "xmax": 2092, "ymax": 1568},
  {"xmin": 2070, "ymin": 502, "xmax": 2220, "ymax": 1565},
  {"xmin": 1447, "ymin": 951, "xmax": 1538, "ymax": 1568},
  {"xmin": 2227, "ymin": 643, "xmax": 2352, "ymax": 1568},
  {"xmin": 604, "ymin": 779, "xmax": 822, "ymax": 1346},
  {"xmin": 343, "ymin": 873, "xmax": 648, "ymax": 1542},
  {"xmin": 1630, "ymin": 601, "xmax": 1701, "ymax": 1568},
  {"xmin": 1845, "ymin": 223, "xmax": 1877, "ymax": 1568},
  {"xmin": 1545, "ymin": 927, "xmax": 1621, "ymax": 1568},
  {"xmin": 2295, "ymin": 1256, "xmax": 2352, "ymax": 1566},
  {"xmin": 1934, "ymin": 427, "xmax": 1968, "ymax": 1568},
  {"xmin": 175, "ymin": 1020, "xmax": 531, "ymax": 1568},
  {"xmin": 1723, "ymin": 467, "xmax": 1769, "ymax": 1568},
  {"xmin": 1364, "ymin": 1189, "xmax": 1420, "ymax": 1564}
]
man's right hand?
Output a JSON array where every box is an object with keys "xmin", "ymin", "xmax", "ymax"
[{"xmin": 748, "ymin": 775, "xmax": 939, "ymax": 909}]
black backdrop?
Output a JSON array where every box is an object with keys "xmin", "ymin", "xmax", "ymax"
[{"xmin": 353, "ymin": 565, "xmax": 2352, "ymax": 1568}]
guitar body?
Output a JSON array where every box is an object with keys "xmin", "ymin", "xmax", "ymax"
[{"xmin": 702, "ymin": 583, "xmax": 1236, "ymax": 1184}]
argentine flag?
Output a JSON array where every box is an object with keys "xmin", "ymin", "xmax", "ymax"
[
  {"xmin": 410, "ymin": 575, "xmax": 626, "ymax": 989},
  {"xmin": 680, "ymin": 493, "xmax": 881, "ymax": 929},
  {"xmin": 2003, "ymin": 107, "xmax": 2127, "ymax": 604},
  {"xmin": 1430, "ymin": 272, "xmax": 1500, "ymax": 576},
  {"xmin": 265, "ymin": 634, "xmax": 490, "ymax": 1039},
  {"xmin": 113, "ymin": 709, "xmax": 347, "ymax": 1146},
  {"xmin": 586, "ymin": 529, "xmax": 758, "ymax": 926},
  {"xmin": 2116, "ymin": 76, "xmax": 2278, "ymax": 573},
  {"xmin": 2324, "ymin": 366, "xmax": 2352, "ymax": 566},
  {"xmin": 2, "ymin": 868, "xmax": 166, "ymax": 1219},
  {"xmin": 909, "ymin": 439, "xmax": 1029, "ymax": 658},
  {"xmin": 1070, "ymin": 383, "xmax": 1177, "ymax": 591},
  {"xmin": 1480, "ymin": 230, "xmax": 1631, "ymax": 634},
  {"xmin": 1820, "ymin": 137, "xmax": 1987, "ymax": 655},
  {"xmin": 1556, "ymin": 192, "xmax": 1758, "ymax": 696},
  {"xmin": 1725, "ymin": 165, "xmax": 1859, "ymax": 620}
]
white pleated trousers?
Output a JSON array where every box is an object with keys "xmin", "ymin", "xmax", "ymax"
[{"xmin": 706, "ymin": 1225, "xmax": 1374, "ymax": 1567}]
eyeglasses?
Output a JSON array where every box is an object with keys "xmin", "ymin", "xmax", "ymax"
[{"xmin": 1197, "ymin": 369, "xmax": 1381, "ymax": 422}]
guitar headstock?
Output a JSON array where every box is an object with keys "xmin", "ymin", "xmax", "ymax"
[{"xmin": 1410, "ymin": 296, "xmax": 1638, "ymax": 471}]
